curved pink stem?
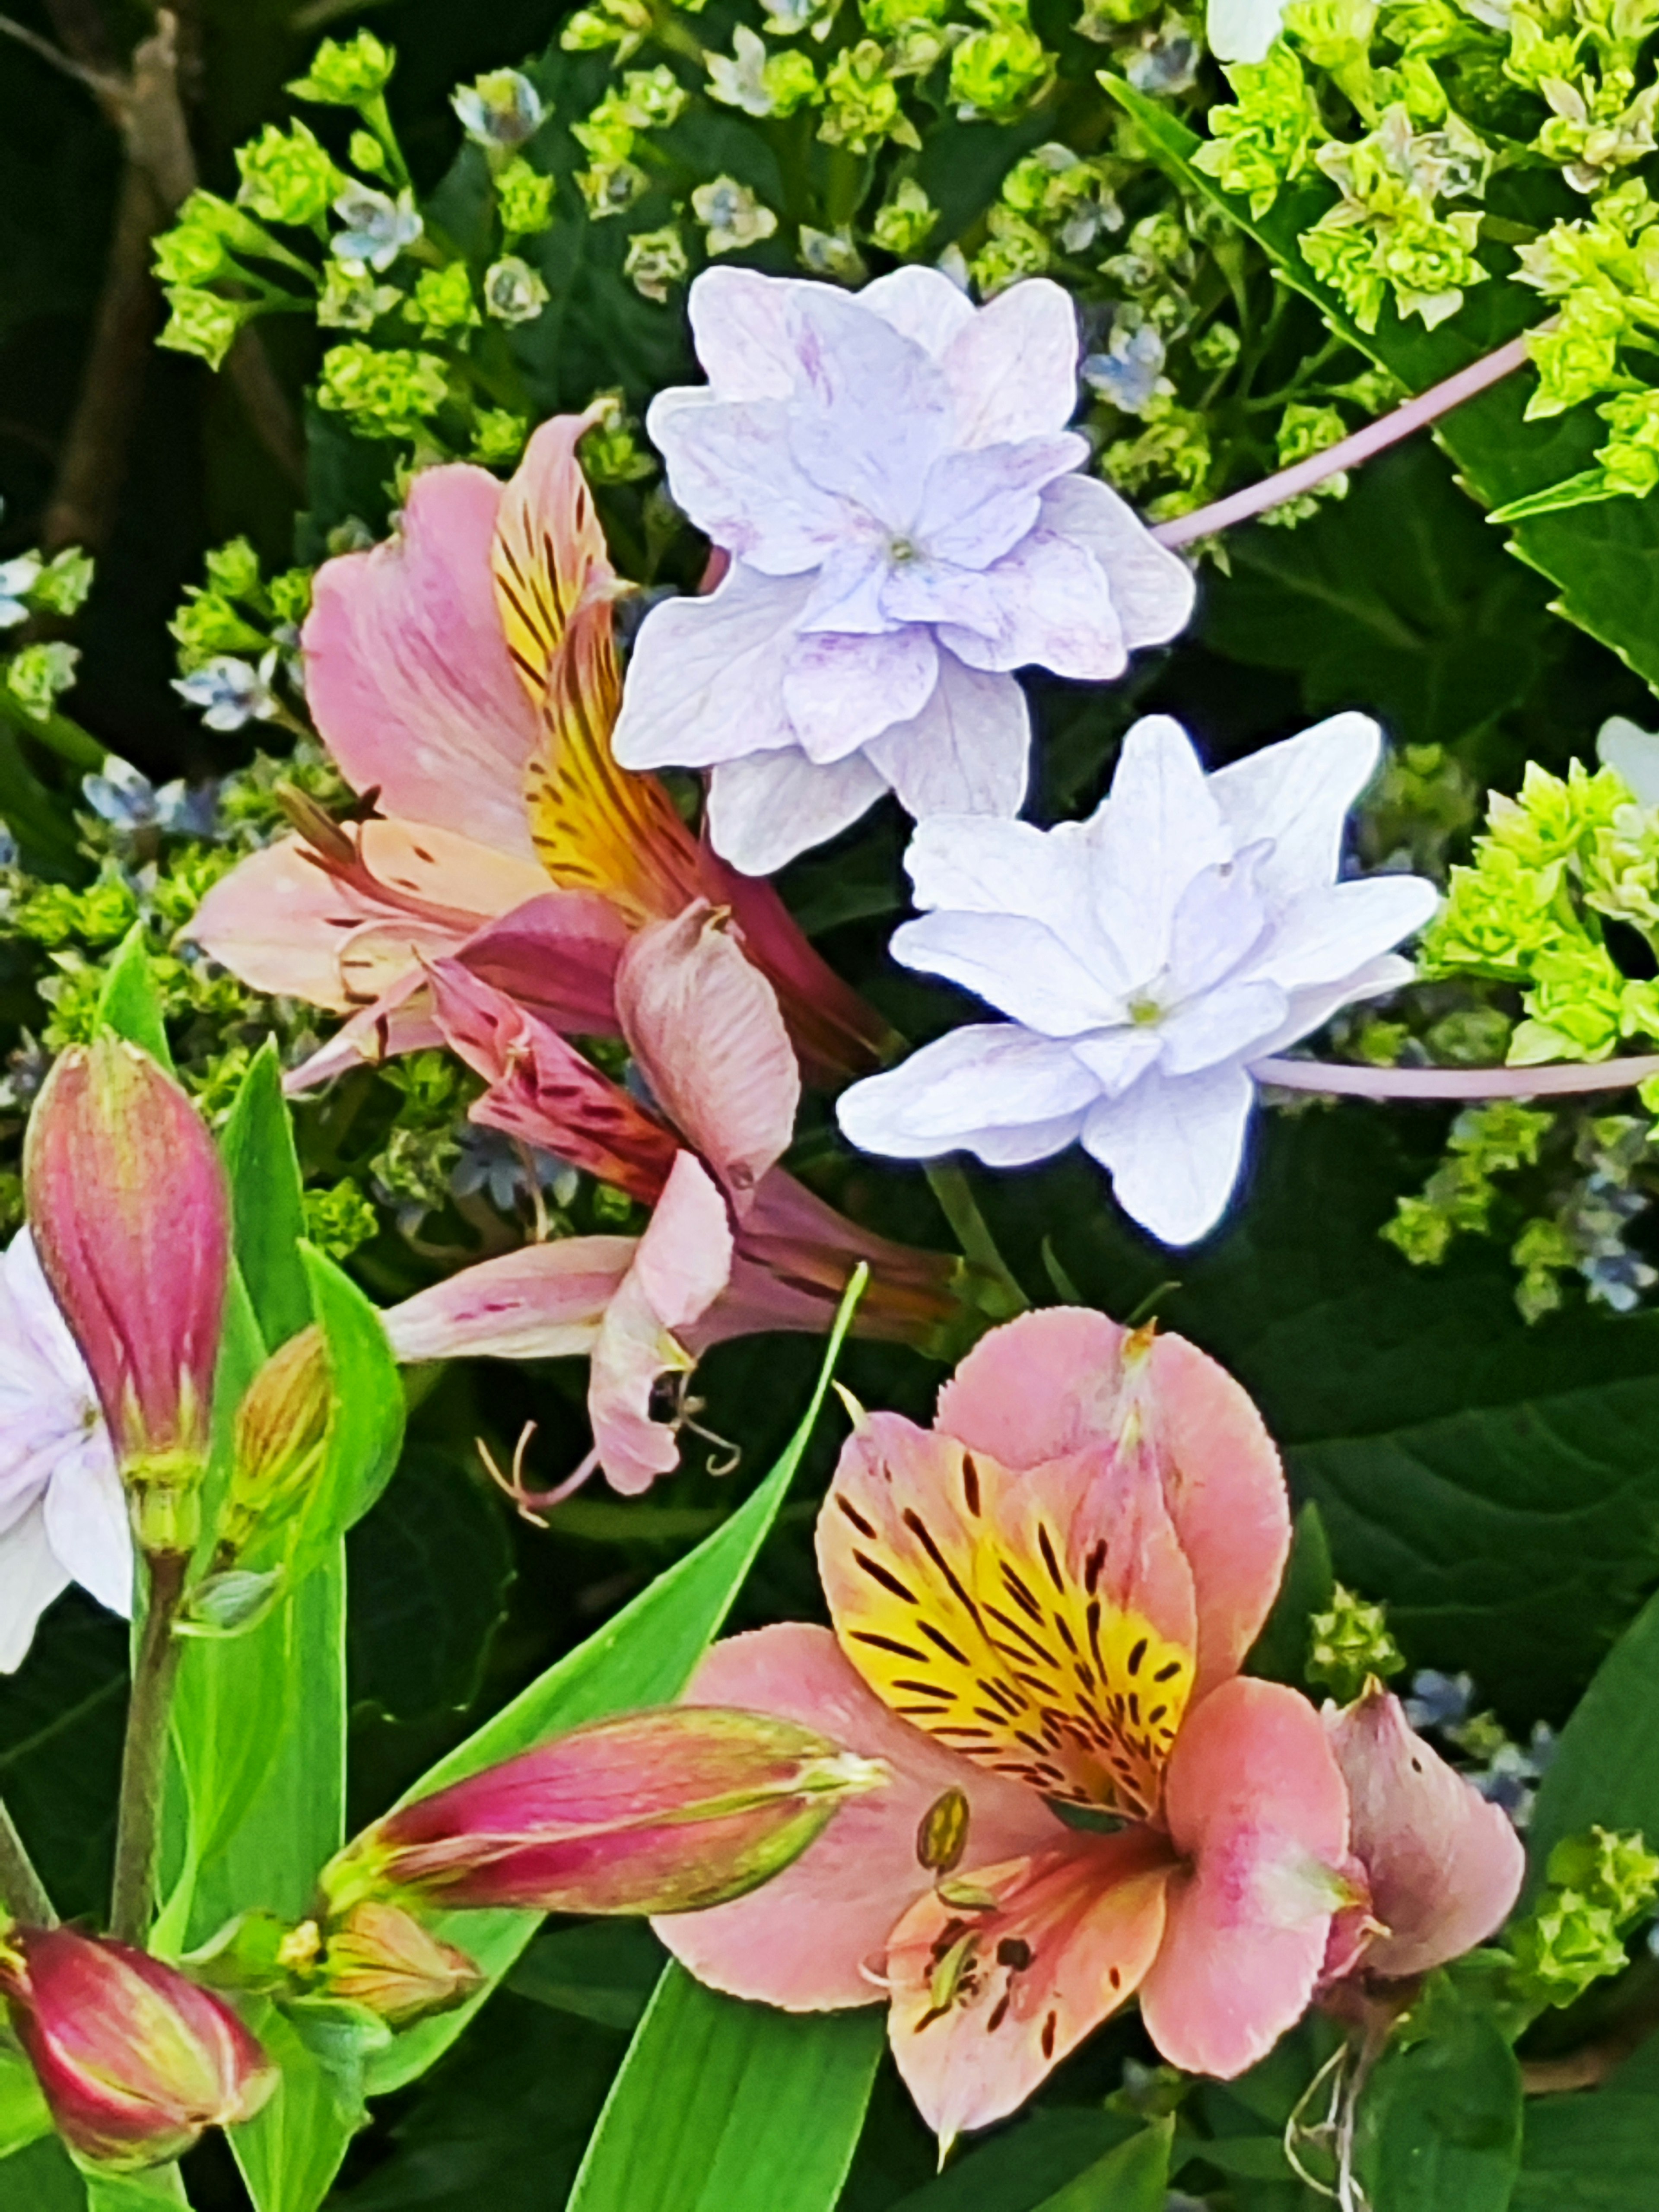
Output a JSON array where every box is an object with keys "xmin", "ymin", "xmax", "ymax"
[
  {"xmin": 1150, "ymin": 335, "xmax": 1535, "ymax": 550},
  {"xmin": 1251, "ymin": 1052, "xmax": 1659, "ymax": 1099}
]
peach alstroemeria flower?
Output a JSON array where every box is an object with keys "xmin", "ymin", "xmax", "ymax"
[
  {"xmin": 650, "ymin": 1308, "xmax": 1521, "ymax": 2144},
  {"xmin": 187, "ymin": 415, "xmax": 888, "ymax": 1091},
  {"xmin": 381, "ymin": 901, "xmax": 960, "ymax": 1494}
]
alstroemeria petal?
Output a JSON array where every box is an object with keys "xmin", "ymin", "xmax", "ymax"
[
  {"xmin": 588, "ymin": 1152, "xmax": 734, "ymax": 1494},
  {"xmin": 302, "ymin": 465, "xmax": 540, "ymax": 860},
  {"xmin": 1141, "ymin": 1677, "xmax": 1350, "ymax": 2079},
  {"xmin": 1324, "ymin": 1685, "xmax": 1524, "ymax": 1980},
  {"xmin": 654, "ymin": 1623, "xmax": 1066, "ymax": 2009},
  {"xmin": 837, "ymin": 1025, "xmax": 1098, "ymax": 1162},
  {"xmin": 490, "ymin": 411, "xmax": 615, "ymax": 699},
  {"xmin": 818, "ymin": 1408, "xmax": 1197, "ymax": 1817},
  {"xmin": 886, "ymin": 1832, "xmax": 1172, "ymax": 2141},
  {"xmin": 935, "ymin": 1309, "xmax": 1290, "ymax": 1701},
  {"xmin": 860, "ymin": 653, "xmax": 1029, "ymax": 821},
  {"xmin": 612, "ymin": 566, "xmax": 814, "ymax": 773},
  {"xmin": 381, "ymin": 1239, "xmax": 633, "ymax": 1363},
  {"xmin": 1081, "ymin": 1062, "xmax": 1256, "ymax": 1248},
  {"xmin": 1208, "ymin": 713, "xmax": 1382, "ymax": 912},
  {"xmin": 187, "ymin": 839, "xmax": 388, "ymax": 1011},
  {"xmin": 706, "ymin": 745, "xmax": 889, "ymax": 880},
  {"xmin": 616, "ymin": 903, "xmax": 800, "ymax": 1208}
]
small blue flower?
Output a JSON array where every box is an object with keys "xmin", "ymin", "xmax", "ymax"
[
  {"xmin": 1403, "ymin": 1667, "xmax": 1475, "ymax": 1732},
  {"xmin": 332, "ymin": 184, "xmax": 423, "ymax": 274},
  {"xmin": 0, "ymin": 553, "xmax": 41, "ymax": 630},
  {"xmin": 82, "ymin": 757, "xmax": 160, "ymax": 831},
  {"xmin": 451, "ymin": 1124, "xmax": 579, "ymax": 1213},
  {"xmin": 452, "ymin": 69, "xmax": 545, "ymax": 147},
  {"xmin": 173, "ymin": 652, "xmax": 278, "ymax": 733},
  {"xmin": 1082, "ymin": 319, "xmax": 1168, "ymax": 417}
]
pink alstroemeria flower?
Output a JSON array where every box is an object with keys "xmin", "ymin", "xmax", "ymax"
[
  {"xmin": 187, "ymin": 415, "xmax": 887, "ymax": 1090},
  {"xmin": 382, "ymin": 902, "xmax": 959, "ymax": 1494},
  {"xmin": 649, "ymin": 1308, "xmax": 1521, "ymax": 2143}
]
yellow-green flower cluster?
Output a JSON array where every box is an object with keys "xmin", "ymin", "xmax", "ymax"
[
  {"xmin": 1194, "ymin": 46, "xmax": 1327, "ymax": 219},
  {"xmin": 1306, "ymin": 1583, "xmax": 1407, "ymax": 1702},
  {"xmin": 1509, "ymin": 1825, "xmax": 1659, "ymax": 2010},
  {"xmin": 574, "ymin": 66, "xmax": 690, "ymax": 219},
  {"xmin": 1383, "ymin": 1101, "xmax": 1554, "ymax": 1265}
]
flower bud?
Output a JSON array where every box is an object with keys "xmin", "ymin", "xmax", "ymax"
[
  {"xmin": 320, "ymin": 1903, "xmax": 484, "ymax": 2024},
  {"xmin": 220, "ymin": 1324, "xmax": 332, "ymax": 1561},
  {"xmin": 0, "ymin": 1928, "xmax": 274, "ymax": 2171},
  {"xmin": 24, "ymin": 1038, "xmax": 229, "ymax": 1548},
  {"xmin": 324, "ymin": 1707, "xmax": 888, "ymax": 1917}
]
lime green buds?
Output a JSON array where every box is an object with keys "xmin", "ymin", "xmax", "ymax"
[
  {"xmin": 1306, "ymin": 1586, "xmax": 1407, "ymax": 1704},
  {"xmin": 220, "ymin": 1325, "xmax": 333, "ymax": 1564}
]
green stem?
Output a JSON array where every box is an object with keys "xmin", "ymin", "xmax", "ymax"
[
  {"xmin": 0, "ymin": 1798, "xmax": 54, "ymax": 1928},
  {"xmin": 925, "ymin": 1162, "xmax": 1030, "ymax": 1316},
  {"xmin": 110, "ymin": 1551, "xmax": 188, "ymax": 1946},
  {"xmin": 0, "ymin": 691, "xmax": 104, "ymax": 771}
]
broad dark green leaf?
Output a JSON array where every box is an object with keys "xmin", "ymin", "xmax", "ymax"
[
  {"xmin": 1358, "ymin": 1985, "xmax": 1522, "ymax": 2211},
  {"xmin": 1246, "ymin": 1500, "xmax": 1333, "ymax": 1686},
  {"xmin": 991, "ymin": 1112, "xmax": 1659, "ymax": 1719},
  {"xmin": 365, "ymin": 1271, "xmax": 865, "ymax": 2097},
  {"xmin": 1526, "ymin": 1587, "xmax": 1659, "ymax": 1889},
  {"xmin": 506, "ymin": 1922, "xmax": 665, "ymax": 2032},
  {"xmin": 92, "ymin": 925, "xmax": 171, "ymax": 1070},
  {"xmin": 1029, "ymin": 2120, "xmax": 1172, "ymax": 2212},
  {"xmin": 568, "ymin": 1966, "xmax": 884, "ymax": 2212},
  {"xmin": 884, "ymin": 2110, "xmax": 1141, "ymax": 2212},
  {"xmin": 1513, "ymin": 2031, "xmax": 1659, "ymax": 2209},
  {"xmin": 219, "ymin": 1044, "xmax": 311, "ymax": 1353},
  {"xmin": 1103, "ymin": 75, "xmax": 1659, "ymax": 696},
  {"xmin": 229, "ymin": 2002, "xmax": 365, "ymax": 2212},
  {"xmin": 0, "ymin": 2139, "xmax": 84, "ymax": 2210}
]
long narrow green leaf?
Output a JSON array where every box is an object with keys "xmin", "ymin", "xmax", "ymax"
[
  {"xmin": 569, "ymin": 1966, "xmax": 884, "ymax": 2212},
  {"xmin": 1526, "ymin": 1586, "xmax": 1659, "ymax": 1894},
  {"xmin": 220, "ymin": 1044, "xmax": 311, "ymax": 1352},
  {"xmin": 296, "ymin": 1243, "xmax": 405, "ymax": 1552},
  {"xmin": 93, "ymin": 927, "xmax": 172, "ymax": 1071},
  {"xmin": 366, "ymin": 1266, "xmax": 866, "ymax": 2098},
  {"xmin": 1028, "ymin": 2120, "xmax": 1173, "ymax": 2212}
]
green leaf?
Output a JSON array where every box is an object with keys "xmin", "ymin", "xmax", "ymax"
[
  {"xmin": 1028, "ymin": 2120, "xmax": 1172, "ymax": 2212},
  {"xmin": 92, "ymin": 927, "xmax": 171, "ymax": 1070},
  {"xmin": 1526, "ymin": 1586, "xmax": 1659, "ymax": 1891},
  {"xmin": 1246, "ymin": 1500, "xmax": 1333, "ymax": 1685},
  {"xmin": 0, "ymin": 2139, "xmax": 83, "ymax": 2210},
  {"xmin": 294, "ymin": 1243, "xmax": 405, "ymax": 1560},
  {"xmin": 220, "ymin": 1045, "xmax": 311, "ymax": 1352},
  {"xmin": 1487, "ymin": 470, "xmax": 1618, "ymax": 524},
  {"xmin": 0, "ymin": 2048, "xmax": 50, "ymax": 2164},
  {"xmin": 364, "ymin": 1270, "xmax": 866, "ymax": 2096},
  {"xmin": 83, "ymin": 2169, "xmax": 189, "ymax": 2210},
  {"xmin": 229, "ymin": 2002, "xmax": 369, "ymax": 2212},
  {"xmin": 567, "ymin": 1967, "xmax": 884, "ymax": 2212},
  {"xmin": 1358, "ymin": 1983, "xmax": 1522, "ymax": 2211},
  {"xmin": 884, "ymin": 2110, "xmax": 1142, "ymax": 2212},
  {"xmin": 507, "ymin": 1922, "xmax": 665, "ymax": 2032},
  {"xmin": 1100, "ymin": 72, "xmax": 1659, "ymax": 695},
  {"xmin": 1514, "ymin": 2033, "xmax": 1659, "ymax": 2209}
]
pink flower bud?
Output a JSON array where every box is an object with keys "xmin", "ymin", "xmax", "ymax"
[
  {"xmin": 0, "ymin": 1927, "xmax": 274, "ymax": 2171},
  {"xmin": 24, "ymin": 1038, "xmax": 229, "ymax": 1518},
  {"xmin": 320, "ymin": 1902, "xmax": 484, "ymax": 2025},
  {"xmin": 325, "ymin": 1706, "xmax": 888, "ymax": 1918}
]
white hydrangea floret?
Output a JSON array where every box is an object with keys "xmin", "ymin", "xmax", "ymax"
[
  {"xmin": 837, "ymin": 712, "xmax": 1440, "ymax": 1246},
  {"xmin": 612, "ymin": 264, "xmax": 1196, "ymax": 875}
]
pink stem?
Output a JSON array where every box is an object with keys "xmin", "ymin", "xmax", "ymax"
[
  {"xmin": 1251, "ymin": 1052, "xmax": 1659, "ymax": 1100},
  {"xmin": 1150, "ymin": 334, "xmax": 1535, "ymax": 550}
]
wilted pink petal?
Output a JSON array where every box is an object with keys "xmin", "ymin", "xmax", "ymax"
[
  {"xmin": 335, "ymin": 1700, "xmax": 881, "ymax": 1916},
  {"xmin": 382, "ymin": 1238, "xmax": 636, "ymax": 1363},
  {"xmin": 588, "ymin": 1153, "xmax": 734, "ymax": 1495},
  {"xmin": 1139, "ymin": 1678, "xmax": 1352, "ymax": 2079},
  {"xmin": 457, "ymin": 893, "xmax": 627, "ymax": 1036},
  {"xmin": 24, "ymin": 1039, "xmax": 229, "ymax": 1481},
  {"xmin": 1323, "ymin": 1684, "xmax": 1524, "ymax": 1980},
  {"xmin": 303, "ymin": 465, "xmax": 540, "ymax": 858},
  {"xmin": 726, "ymin": 1170, "xmax": 962, "ymax": 1351},
  {"xmin": 0, "ymin": 1928, "xmax": 273, "ymax": 2171},
  {"xmin": 616, "ymin": 903, "xmax": 799, "ymax": 1210},
  {"xmin": 426, "ymin": 958, "xmax": 678, "ymax": 1200},
  {"xmin": 712, "ymin": 860, "xmax": 898, "ymax": 1086},
  {"xmin": 885, "ymin": 1830, "xmax": 1173, "ymax": 2141},
  {"xmin": 935, "ymin": 1309, "xmax": 1289, "ymax": 1697},
  {"xmin": 655, "ymin": 1624, "xmax": 1067, "ymax": 2009}
]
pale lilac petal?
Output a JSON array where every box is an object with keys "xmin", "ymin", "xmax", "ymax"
[
  {"xmin": 1259, "ymin": 953, "xmax": 1417, "ymax": 1058},
  {"xmin": 302, "ymin": 466, "xmax": 540, "ymax": 860},
  {"xmin": 1156, "ymin": 982, "xmax": 1288, "ymax": 1076},
  {"xmin": 0, "ymin": 1502, "xmax": 70, "ymax": 1675},
  {"xmin": 1082, "ymin": 1062, "xmax": 1256, "ymax": 1246},
  {"xmin": 684, "ymin": 266, "xmax": 809, "ymax": 400},
  {"xmin": 941, "ymin": 279, "xmax": 1081, "ymax": 448},
  {"xmin": 1068, "ymin": 1029, "xmax": 1165, "ymax": 1096},
  {"xmin": 613, "ymin": 567, "xmax": 813, "ymax": 772},
  {"xmin": 654, "ymin": 1622, "xmax": 1066, "ymax": 2010},
  {"xmin": 589, "ymin": 1155, "xmax": 735, "ymax": 1494},
  {"xmin": 798, "ymin": 543, "xmax": 896, "ymax": 639},
  {"xmin": 1141, "ymin": 1679, "xmax": 1350, "ymax": 2079},
  {"xmin": 1166, "ymin": 852, "xmax": 1271, "ymax": 998},
  {"xmin": 43, "ymin": 1443, "xmax": 130, "ymax": 1620},
  {"xmin": 778, "ymin": 291, "xmax": 951, "ymax": 529},
  {"xmin": 1208, "ymin": 714, "xmax": 1382, "ymax": 912},
  {"xmin": 857, "ymin": 266, "xmax": 976, "ymax": 359},
  {"xmin": 838, "ymin": 1025, "xmax": 1098, "ymax": 1160},
  {"xmin": 1036, "ymin": 475, "xmax": 1196, "ymax": 652},
  {"xmin": 890, "ymin": 912, "xmax": 1125, "ymax": 1035},
  {"xmin": 1088, "ymin": 717, "xmax": 1231, "ymax": 985},
  {"xmin": 382, "ymin": 1240, "xmax": 633, "ymax": 1363},
  {"xmin": 914, "ymin": 436, "xmax": 1089, "ymax": 572},
  {"xmin": 932, "ymin": 533, "xmax": 1128, "ymax": 681},
  {"xmin": 902, "ymin": 814, "xmax": 1117, "ymax": 978},
  {"xmin": 705, "ymin": 745, "xmax": 888, "ymax": 875},
  {"xmin": 1324, "ymin": 1687, "xmax": 1523, "ymax": 1981},
  {"xmin": 651, "ymin": 397, "xmax": 856, "ymax": 574},
  {"xmin": 861, "ymin": 653, "xmax": 1028, "ymax": 820},
  {"xmin": 782, "ymin": 629, "xmax": 939, "ymax": 764},
  {"xmin": 1208, "ymin": 0, "xmax": 1288, "ymax": 64},
  {"xmin": 1252, "ymin": 878, "xmax": 1440, "ymax": 994},
  {"xmin": 616, "ymin": 904, "xmax": 800, "ymax": 1208}
]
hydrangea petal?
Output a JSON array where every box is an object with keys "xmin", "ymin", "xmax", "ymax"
[
  {"xmin": 940, "ymin": 279, "xmax": 1081, "ymax": 448},
  {"xmin": 782, "ymin": 629, "xmax": 940, "ymax": 765},
  {"xmin": 858, "ymin": 266, "xmax": 976, "ymax": 359},
  {"xmin": 837, "ymin": 1025, "xmax": 1099, "ymax": 1160},
  {"xmin": 861, "ymin": 653, "xmax": 1029, "ymax": 821},
  {"xmin": 1081, "ymin": 1061, "xmax": 1256, "ymax": 1247},
  {"xmin": 0, "ymin": 1503, "xmax": 70, "ymax": 1675},
  {"xmin": 706, "ymin": 745, "xmax": 888, "ymax": 878},
  {"xmin": 654, "ymin": 1622, "xmax": 1065, "ymax": 2009},
  {"xmin": 1035, "ymin": 475, "xmax": 1195, "ymax": 652},
  {"xmin": 914, "ymin": 437, "xmax": 1090, "ymax": 573},
  {"xmin": 890, "ymin": 911, "xmax": 1125, "ymax": 1036},
  {"xmin": 612, "ymin": 566, "xmax": 812, "ymax": 773},
  {"xmin": 1324, "ymin": 1685, "xmax": 1524, "ymax": 1980},
  {"xmin": 1140, "ymin": 1678, "xmax": 1350, "ymax": 2078},
  {"xmin": 683, "ymin": 265, "xmax": 806, "ymax": 400},
  {"xmin": 934, "ymin": 533, "xmax": 1128, "ymax": 682},
  {"xmin": 1253, "ymin": 878, "xmax": 1440, "ymax": 995},
  {"xmin": 1208, "ymin": 713, "xmax": 1382, "ymax": 911}
]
